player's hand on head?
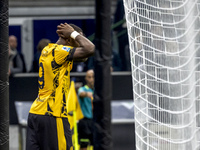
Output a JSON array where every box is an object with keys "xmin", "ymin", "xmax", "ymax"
[{"xmin": 56, "ymin": 23, "xmax": 74, "ymax": 39}]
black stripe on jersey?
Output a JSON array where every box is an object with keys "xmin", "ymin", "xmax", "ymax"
[
  {"xmin": 61, "ymin": 93, "xmax": 67, "ymax": 115},
  {"xmin": 51, "ymin": 59, "xmax": 62, "ymax": 71},
  {"xmin": 53, "ymin": 72, "xmax": 60, "ymax": 88},
  {"xmin": 50, "ymin": 91, "xmax": 55, "ymax": 97},
  {"xmin": 51, "ymin": 45, "xmax": 61, "ymax": 71},
  {"xmin": 65, "ymin": 48, "xmax": 76, "ymax": 61},
  {"xmin": 52, "ymin": 45, "xmax": 57, "ymax": 57},
  {"xmin": 50, "ymin": 91, "xmax": 55, "ymax": 102},
  {"xmin": 47, "ymin": 102, "xmax": 53, "ymax": 112},
  {"xmin": 65, "ymin": 70, "xmax": 68, "ymax": 76}
]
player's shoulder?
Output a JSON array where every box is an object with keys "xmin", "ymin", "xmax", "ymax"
[
  {"xmin": 79, "ymin": 86, "xmax": 85, "ymax": 90},
  {"xmin": 84, "ymin": 85, "xmax": 92, "ymax": 91},
  {"xmin": 41, "ymin": 43, "xmax": 57, "ymax": 53},
  {"xmin": 55, "ymin": 44, "xmax": 74, "ymax": 52},
  {"xmin": 78, "ymin": 86, "xmax": 86, "ymax": 93}
]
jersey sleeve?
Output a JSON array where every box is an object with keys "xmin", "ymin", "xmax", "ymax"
[{"xmin": 54, "ymin": 45, "xmax": 76, "ymax": 65}]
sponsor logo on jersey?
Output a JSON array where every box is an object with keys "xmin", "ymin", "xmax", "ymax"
[{"xmin": 62, "ymin": 46, "xmax": 70, "ymax": 52}]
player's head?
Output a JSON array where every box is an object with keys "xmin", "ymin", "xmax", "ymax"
[
  {"xmin": 9, "ymin": 35, "xmax": 18, "ymax": 50},
  {"xmin": 67, "ymin": 23, "xmax": 84, "ymax": 47},
  {"xmin": 37, "ymin": 39, "xmax": 51, "ymax": 52},
  {"xmin": 69, "ymin": 23, "xmax": 83, "ymax": 35},
  {"xmin": 85, "ymin": 69, "xmax": 94, "ymax": 88},
  {"xmin": 57, "ymin": 23, "xmax": 84, "ymax": 47}
]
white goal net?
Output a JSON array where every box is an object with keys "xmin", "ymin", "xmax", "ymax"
[{"xmin": 123, "ymin": 0, "xmax": 200, "ymax": 149}]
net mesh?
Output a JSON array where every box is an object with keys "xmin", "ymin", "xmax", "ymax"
[{"xmin": 123, "ymin": 0, "xmax": 200, "ymax": 149}]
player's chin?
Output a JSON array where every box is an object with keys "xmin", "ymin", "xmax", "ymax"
[{"xmin": 90, "ymin": 83, "xmax": 94, "ymax": 87}]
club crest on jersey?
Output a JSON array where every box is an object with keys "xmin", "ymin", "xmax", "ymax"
[{"xmin": 62, "ymin": 46, "xmax": 70, "ymax": 52}]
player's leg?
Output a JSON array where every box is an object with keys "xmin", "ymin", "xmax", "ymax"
[
  {"xmin": 87, "ymin": 119, "xmax": 94, "ymax": 148},
  {"xmin": 38, "ymin": 115, "xmax": 58, "ymax": 150},
  {"xmin": 62, "ymin": 118, "xmax": 73, "ymax": 150},
  {"xmin": 78, "ymin": 118, "xmax": 92, "ymax": 150},
  {"xmin": 27, "ymin": 114, "xmax": 72, "ymax": 150},
  {"xmin": 26, "ymin": 113, "xmax": 40, "ymax": 150},
  {"xmin": 57, "ymin": 117, "xmax": 73, "ymax": 150}
]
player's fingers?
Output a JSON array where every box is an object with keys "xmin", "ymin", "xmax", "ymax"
[
  {"xmin": 64, "ymin": 23, "xmax": 73, "ymax": 28},
  {"xmin": 57, "ymin": 26, "xmax": 66, "ymax": 31},
  {"xmin": 57, "ymin": 25, "xmax": 63, "ymax": 29},
  {"xmin": 56, "ymin": 31, "xmax": 61, "ymax": 36},
  {"xmin": 61, "ymin": 23, "xmax": 67, "ymax": 27},
  {"xmin": 64, "ymin": 23, "xmax": 71, "ymax": 28},
  {"xmin": 56, "ymin": 30, "xmax": 64, "ymax": 38},
  {"xmin": 56, "ymin": 29, "xmax": 64, "ymax": 35},
  {"xmin": 60, "ymin": 34, "xmax": 65, "ymax": 38},
  {"xmin": 57, "ymin": 24, "xmax": 65, "ymax": 27},
  {"xmin": 57, "ymin": 24, "xmax": 65, "ymax": 28},
  {"xmin": 56, "ymin": 29, "xmax": 63, "ymax": 34},
  {"xmin": 57, "ymin": 33, "xmax": 62, "ymax": 37}
]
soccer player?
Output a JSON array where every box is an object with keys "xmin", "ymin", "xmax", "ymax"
[
  {"xmin": 26, "ymin": 23, "xmax": 95, "ymax": 150},
  {"xmin": 78, "ymin": 69, "xmax": 94, "ymax": 150}
]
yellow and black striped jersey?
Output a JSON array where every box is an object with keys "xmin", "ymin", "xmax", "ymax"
[{"xmin": 29, "ymin": 43, "xmax": 75, "ymax": 118}]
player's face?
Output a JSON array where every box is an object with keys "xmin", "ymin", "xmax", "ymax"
[{"xmin": 85, "ymin": 70, "xmax": 94, "ymax": 88}]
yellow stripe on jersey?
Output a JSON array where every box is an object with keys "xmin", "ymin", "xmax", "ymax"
[
  {"xmin": 29, "ymin": 43, "xmax": 75, "ymax": 118},
  {"xmin": 56, "ymin": 118, "xmax": 67, "ymax": 150}
]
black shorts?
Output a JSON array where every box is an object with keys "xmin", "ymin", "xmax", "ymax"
[
  {"xmin": 26, "ymin": 113, "xmax": 72, "ymax": 150},
  {"xmin": 78, "ymin": 118, "xmax": 93, "ymax": 148}
]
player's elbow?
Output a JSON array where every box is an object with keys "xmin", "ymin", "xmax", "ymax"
[
  {"xmin": 81, "ymin": 43, "xmax": 95, "ymax": 58},
  {"xmin": 86, "ymin": 43, "xmax": 95, "ymax": 57}
]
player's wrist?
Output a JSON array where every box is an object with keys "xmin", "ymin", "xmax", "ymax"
[{"xmin": 70, "ymin": 31, "xmax": 80, "ymax": 40}]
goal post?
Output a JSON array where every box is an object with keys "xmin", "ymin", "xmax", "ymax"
[
  {"xmin": 123, "ymin": 0, "xmax": 200, "ymax": 149},
  {"xmin": 0, "ymin": 0, "xmax": 9, "ymax": 149}
]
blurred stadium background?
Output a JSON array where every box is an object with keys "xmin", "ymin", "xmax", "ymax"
[{"xmin": 8, "ymin": 0, "xmax": 135, "ymax": 150}]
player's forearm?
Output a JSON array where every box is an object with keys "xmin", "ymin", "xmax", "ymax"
[
  {"xmin": 79, "ymin": 92, "xmax": 88, "ymax": 98},
  {"xmin": 74, "ymin": 35, "xmax": 95, "ymax": 59}
]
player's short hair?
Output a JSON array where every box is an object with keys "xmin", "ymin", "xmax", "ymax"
[
  {"xmin": 69, "ymin": 23, "xmax": 83, "ymax": 33},
  {"xmin": 37, "ymin": 39, "xmax": 51, "ymax": 52}
]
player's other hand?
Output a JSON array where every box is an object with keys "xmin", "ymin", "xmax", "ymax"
[
  {"xmin": 56, "ymin": 23, "xmax": 74, "ymax": 39},
  {"xmin": 87, "ymin": 92, "xmax": 93, "ymax": 99}
]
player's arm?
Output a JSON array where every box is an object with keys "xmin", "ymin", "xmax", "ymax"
[
  {"xmin": 56, "ymin": 23, "xmax": 95, "ymax": 61},
  {"xmin": 79, "ymin": 91, "xmax": 93, "ymax": 98}
]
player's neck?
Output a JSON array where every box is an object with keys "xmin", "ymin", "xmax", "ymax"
[
  {"xmin": 56, "ymin": 37, "xmax": 67, "ymax": 45},
  {"xmin": 87, "ymin": 84, "xmax": 93, "ymax": 90}
]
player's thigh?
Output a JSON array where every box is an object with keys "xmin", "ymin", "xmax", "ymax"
[
  {"xmin": 62, "ymin": 118, "xmax": 73, "ymax": 150},
  {"xmin": 26, "ymin": 113, "xmax": 40, "ymax": 150},
  {"xmin": 56, "ymin": 117, "xmax": 73, "ymax": 150},
  {"xmin": 37, "ymin": 115, "xmax": 58, "ymax": 150}
]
